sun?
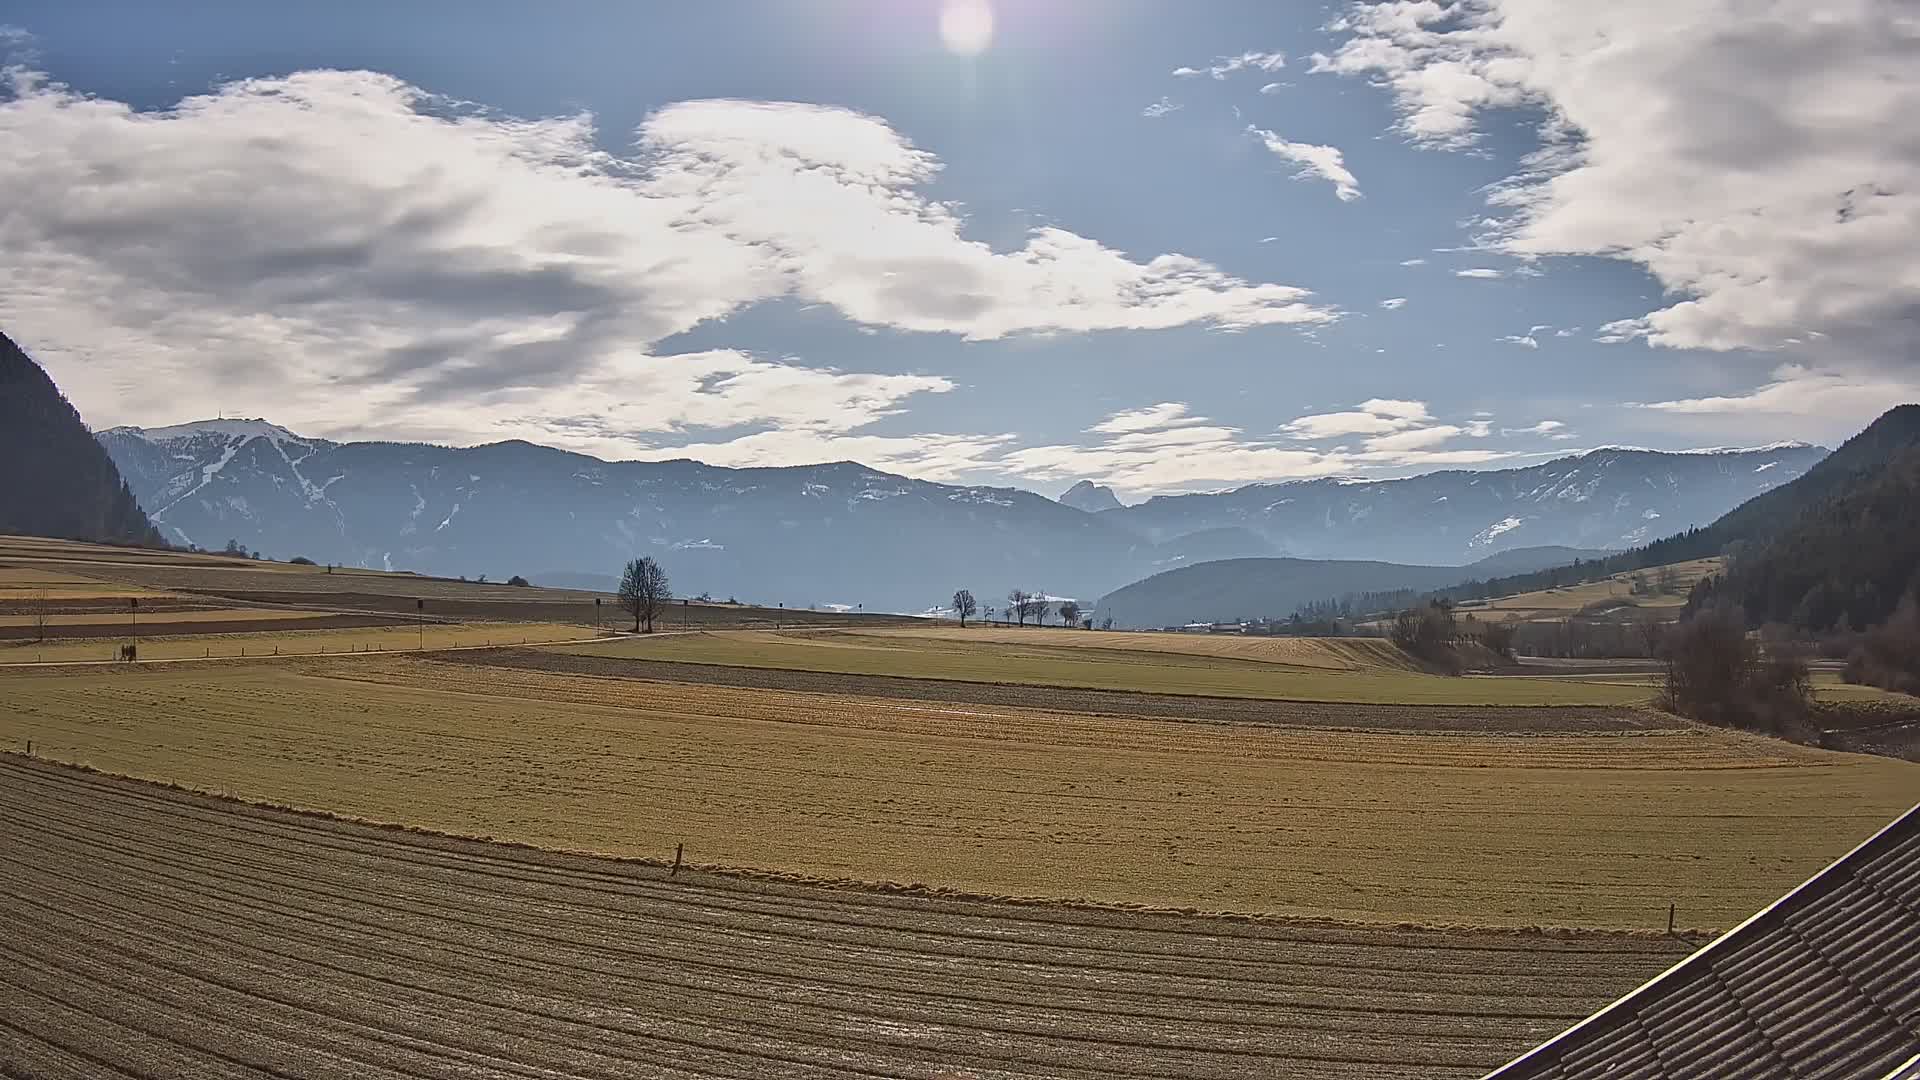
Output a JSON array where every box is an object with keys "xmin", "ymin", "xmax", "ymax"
[{"xmin": 939, "ymin": 0, "xmax": 994, "ymax": 56}]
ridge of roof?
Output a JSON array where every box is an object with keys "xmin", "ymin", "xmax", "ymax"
[{"xmin": 1486, "ymin": 801, "xmax": 1920, "ymax": 1079}]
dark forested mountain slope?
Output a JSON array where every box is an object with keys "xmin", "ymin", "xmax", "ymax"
[
  {"xmin": 0, "ymin": 332, "xmax": 159, "ymax": 547},
  {"xmin": 1690, "ymin": 442, "xmax": 1920, "ymax": 631}
]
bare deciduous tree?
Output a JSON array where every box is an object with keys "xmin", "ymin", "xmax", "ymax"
[
  {"xmin": 952, "ymin": 588, "xmax": 977, "ymax": 627},
  {"xmin": 1008, "ymin": 589, "xmax": 1030, "ymax": 627},
  {"xmin": 618, "ymin": 556, "xmax": 672, "ymax": 633},
  {"xmin": 1021, "ymin": 593, "xmax": 1048, "ymax": 625},
  {"xmin": 1656, "ymin": 563, "xmax": 1681, "ymax": 595},
  {"xmin": 1057, "ymin": 601, "xmax": 1081, "ymax": 627}
]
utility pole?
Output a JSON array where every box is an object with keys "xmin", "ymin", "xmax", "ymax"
[
  {"xmin": 129, "ymin": 597, "xmax": 138, "ymax": 659},
  {"xmin": 416, "ymin": 597, "xmax": 425, "ymax": 650}
]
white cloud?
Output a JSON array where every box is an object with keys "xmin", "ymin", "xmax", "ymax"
[
  {"xmin": 1173, "ymin": 51, "xmax": 1287, "ymax": 80},
  {"xmin": 1637, "ymin": 365, "xmax": 1920, "ymax": 420},
  {"xmin": 1454, "ymin": 267, "xmax": 1504, "ymax": 279},
  {"xmin": 1399, "ymin": 257, "xmax": 1427, "ymax": 266},
  {"xmin": 1379, "ymin": 297, "xmax": 1408, "ymax": 310},
  {"xmin": 638, "ymin": 428, "xmax": 1014, "ymax": 485},
  {"xmin": 1318, "ymin": 0, "xmax": 1920, "ymax": 393},
  {"xmin": 1283, "ymin": 411, "xmax": 1407, "ymax": 439},
  {"xmin": 0, "ymin": 68, "xmax": 1338, "ymax": 465},
  {"xmin": 1553, "ymin": 326, "xmax": 1579, "ymax": 337},
  {"xmin": 1498, "ymin": 333, "xmax": 1538, "ymax": 348},
  {"xmin": 1248, "ymin": 126, "xmax": 1362, "ymax": 201},
  {"xmin": 1364, "ymin": 424, "xmax": 1462, "ymax": 451},
  {"xmin": 1594, "ymin": 318, "xmax": 1651, "ymax": 344},
  {"xmin": 1282, "ymin": 397, "xmax": 1431, "ymax": 438},
  {"xmin": 1141, "ymin": 96, "xmax": 1183, "ymax": 119},
  {"xmin": 1259, "ymin": 82, "xmax": 1286, "ymax": 94},
  {"xmin": 1360, "ymin": 398, "xmax": 1432, "ymax": 421},
  {"xmin": 1089, "ymin": 402, "xmax": 1209, "ymax": 434},
  {"xmin": 997, "ymin": 397, "xmax": 1530, "ymax": 494},
  {"xmin": 1500, "ymin": 419, "xmax": 1569, "ymax": 439}
]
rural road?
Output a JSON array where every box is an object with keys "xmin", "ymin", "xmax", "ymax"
[{"xmin": 0, "ymin": 755, "xmax": 1684, "ymax": 1079}]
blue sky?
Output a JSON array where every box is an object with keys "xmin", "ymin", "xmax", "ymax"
[{"xmin": 2, "ymin": 0, "xmax": 1915, "ymax": 497}]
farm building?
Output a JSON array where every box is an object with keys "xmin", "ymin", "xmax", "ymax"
[{"xmin": 1486, "ymin": 803, "xmax": 1920, "ymax": 1079}]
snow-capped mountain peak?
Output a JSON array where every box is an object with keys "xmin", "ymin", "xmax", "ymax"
[{"xmin": 108, "ymin": 418, "xmax": 311, "ymax": 446}]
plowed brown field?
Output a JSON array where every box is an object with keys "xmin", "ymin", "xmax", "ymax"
[
  {"xmin": 4, "ymin": 657, "xmax": 1914, "ymax": 929},
  {"xmin": 0, "ymin": 755, "xmax": 1690, "ymax": 1079}
]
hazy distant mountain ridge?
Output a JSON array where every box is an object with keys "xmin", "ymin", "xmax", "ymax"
[
  {"xmin": 98, "ymin": 419, "xmax": 1826, "ymax": 611},
  {"xmin": 1096, "ymin": 546, "xmax": 1613, "ymax": 628},
  {"xmin": 1104, "ymin": 443, "xmax": 1827, "ymax": 564},
  {"xmin": 1058, "ymin": 480, "xmax": 1123, "ymax": 513},
  {"xmin": 99, "ymin": 421, "xmax": 1162, "ymax": 610}
]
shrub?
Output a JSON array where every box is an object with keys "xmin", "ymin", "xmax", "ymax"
[
  {"xmin": 1479, "ymin": 619, "xmax": 1517, "ymax": 660},
  {"xmin": 1390, "ymin": 600, "xmax": 1461, "ymax": 673},
  {"xmin": 1660, "ymin": 606, "xmax": 1813, "ymax": 738},
  {"xmin": 289, "ymin": 556, "xmax": 316, "ymax": 566},
  {"xmin": 507, "ymin": 575, "xmax": 530, "ymax": 587},
  {"xmin": 1844, "ymin": 596, "xmax": 1920, "ymax": 696}
]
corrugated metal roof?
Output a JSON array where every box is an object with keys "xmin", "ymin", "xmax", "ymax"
[{"xmin": 1487, "ymin": 803, "xmax": 1920, "ymax": 1080}]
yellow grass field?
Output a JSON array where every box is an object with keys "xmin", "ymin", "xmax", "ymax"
[
  {"xmin": 1457, "ymin": 557, "xmax": 1724, "ymax": 621},
  {"xmin": 0, "ymin": 621, "xmax": 599, "ymax": 663},
  {"xmin": 553, "ymin": 628, "xmax": 1659, "ymax": 705},
  {"xmin": 0, "ymin": 607, "xmax": 342, "ymax": 628},
  {"xmin": 851, "ymin": 625, "xmax": 1432, "ymax": 669},
  {"xmin": 4, "ymin": 656, "xmax": 1912, "ymax": 929},
  {"xmin": 0, "ymin": 534, "xmax": 603, "ymax": 601},
  {"xmin": 0, "ymin": 563, "xmax": 177, "ymax": 601}
]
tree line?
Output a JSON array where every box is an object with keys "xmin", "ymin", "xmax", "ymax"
[{"xmin": 950, "ymin": 588, "xmax": 1087, "ymax": 629}]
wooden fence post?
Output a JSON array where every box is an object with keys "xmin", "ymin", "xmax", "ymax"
[
  {"xmin": 1668, "ymin": 903, "xmax": 1676, "ymax": 934},
  {"xmin": 671, "ymin": 843, "xmax": 684, "ymax": 876}
]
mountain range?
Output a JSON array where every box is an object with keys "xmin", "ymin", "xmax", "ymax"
[
  {"xmin": 95, "ymin": 415, "xmax": 1826, "ymax": 612},
  {"xmin": 1099, "ymin": 442, "xmax": 1826, "ymax": 562}
]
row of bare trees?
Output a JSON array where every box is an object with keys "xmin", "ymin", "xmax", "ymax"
[{"xmin": 950, "ymin": 588, "xmax": 1083, "ymax": 628}]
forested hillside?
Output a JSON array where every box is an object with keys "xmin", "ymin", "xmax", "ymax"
[
  {"xmin": 1686, "ymin": 445, "xmax": 1920, "ymax": 631},
  {"xmin": 0, "ymin": 332, "xmax": 160, "ymax": 547}
]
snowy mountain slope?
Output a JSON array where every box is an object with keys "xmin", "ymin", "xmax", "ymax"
[
  {"xmin": 1102, "ymin": 444, "xmax": 1828, "ymax": 564},
  {"xmin": 98, "ymin": 422, "xmax": 1173, "ymax": 610},
  {"xmin": 98, "ymin": 421, "xmax": 1827, "ymax": 610}
]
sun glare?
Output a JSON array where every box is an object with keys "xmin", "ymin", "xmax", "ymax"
[{"xmin": 939, "ymin": 0, "xmax": 994, "ymax": 56}]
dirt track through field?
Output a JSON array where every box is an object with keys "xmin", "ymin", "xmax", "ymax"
[
  {"xmin": 472, "ymin": 647, "xmax": 1665, "ymax": 733},
  {"xmin": 0, "ymin": 755, "xmax": 1688, "ymax": 1079}
]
